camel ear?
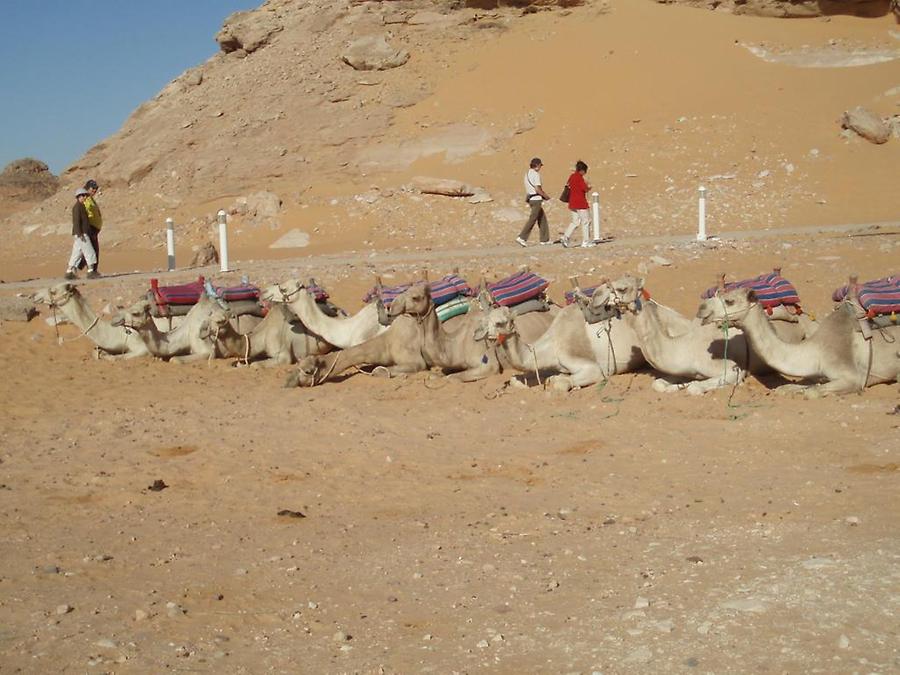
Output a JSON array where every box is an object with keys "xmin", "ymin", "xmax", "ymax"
[
  {"xmin": 388, "ymin": 295, "xmax": 405, "ymax": 317},
  {"xmin": 473, "ymin": 316, "xmax": 489, "ymax": 341},
  {"xmin": 198, "ymin": 320, "xmax": 211, "ymax": 340}
]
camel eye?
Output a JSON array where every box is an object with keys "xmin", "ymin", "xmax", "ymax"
[{"xmin": 725, "ymin": 299, "xmax": 734, "ymax": 306}]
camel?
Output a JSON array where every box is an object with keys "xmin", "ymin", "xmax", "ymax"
[
  {"xmin": 286, "ymin": 284, "xmax": 435, "ymax": 387},
  {"xmin": 261, "ymin": 280, "xmax": 386, "ymax": 349},
  {"xmin": 698, "ymin": 287, "xmax": 900, "ymax": 396},
  {"xmin": 111, "ymin": 294, "xmax": 231, "ymax": 363},
  {"xmin": 31, "ymin": 283, "xmax": 150, "ymax": 359},
  {"xmin": 613, "ymin": 277, "xmax": 812, "ymax": 395},
  {"xmin": 473, "ymin": 280, "xmax": 647, "ymax": 391},
  {"xmin": 211, "ymin": 302, "xmax": 332, "ymax": 365}
]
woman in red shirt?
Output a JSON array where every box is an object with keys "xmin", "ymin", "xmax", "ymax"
[{"xmin": 561, "ymin": 160, "xmax": 593, "ymax": 248}]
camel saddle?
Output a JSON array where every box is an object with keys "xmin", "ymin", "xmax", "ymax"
[
  {"xmin": 832, "ymin": 275, "xmax": 899, "ymax": 320},
  {"xmin": 701, "ymin": 270, "xmax": 801, "ymax": 314},
  {"xmin": 480, "ymin": 270, "xmax": 550, "ymax": 307},
  {"xmin": 148, "ymin": 276, "xmax": 263, "ymax": 318},
  {"xmin": 363, "ymin": 273, "xmax": 473, "ymax": 308}
]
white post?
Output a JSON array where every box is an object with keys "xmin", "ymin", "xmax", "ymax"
[
  {"xmin": 217, "ymin": 209, "xmax": 229, "ymax": 272},
  {"xmin": 591, "ymin": 191, "xmax": 601, "ymax": 243},
  {"xmin": 697, "ymin": 186, "xmax": 707, "ymax": 241},
  {"xmin": 165, "ymin": 217, "xmax": 176, "ymax": 271}
]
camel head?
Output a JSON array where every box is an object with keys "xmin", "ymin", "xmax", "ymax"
[
  {"xmin": 697, "ymin": 288, "xmax": 756, "ymax": 327},
  {"xmin": 111, "ymin": 299, "xmax": 154, "ymax": 329},
  {"xmin": 389, "ymin": 283, "xmax": 433, "ymax": 319},
  {"xmin": 31, "ymin": 282, "xmax": 80, "ymax": 308},
  {"xmin": 197, "ymin": 302, "xmax": 236, "ymax": 341},
  {"xmin": 286, "ymin": 355, "xmax": 324, "ymax": 387},
  {"xmin": 473, "ymin": 306, "xmax": 517, "ymax": 343},
  {"xmin": 590, "ymin": 275, "xmax": 645, "ymax": 315},
  {"xmin": 261, "ymin": 279, "xmax": 304, "ymax": 303}
]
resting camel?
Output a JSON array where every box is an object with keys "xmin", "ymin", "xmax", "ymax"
[
  {"xmin": 111, "ymin": 294, "xmax": 230, "ymax": 363},
  {"xmin": 613, "ymin": 277, "xmax": 812, "ymax": 394},
  {"xmin": 211, "ymin": 302, "xmax": 332, "ymax": 365},
  {"xmin": 698, "ymin": 287, "xmax": 900, "ymax": 396},
  {"xmin": 261, "ymin": 280, "xmax": 386, "ymax": 349},
  {"xmin": 31, "ymin": 283, "xmax": 150, "ymax": 359},
  {"xmin": 475, "ymin": 279, "xmax": 647, "ymax": 391}
]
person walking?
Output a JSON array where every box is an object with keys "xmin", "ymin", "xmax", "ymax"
[
  {"xmin": 64, "ymin": 188, "xmax": 99, "ymax": 280},
  {"xmin": 516, "ymin": 157, "xmax": 552, "ymax": 247},
  {"xmin": 560, "ymin": 160, "xmax": 594, "ymax": 248},
  {"xmin": 75, "ymin": 179, "xmax": 102, "ymax": 271}
]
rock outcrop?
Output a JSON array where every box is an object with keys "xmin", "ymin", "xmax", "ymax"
[
  {"xmin": 0, "ymin": 159, "xmax": 59, "ymax": 202},
  {"xmin": 841, "ymin": 107, "xmax": 891, "ymax": 144},
  {"xmin": 655, "ymin": 0, "xmax": 896, "ymax": 17}
]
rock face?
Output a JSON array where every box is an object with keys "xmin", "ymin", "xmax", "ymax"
[
  {"xmin": 341, "ymin": 35, "xmax": 410, "ymax": 71},
  {"xmin": 654, "ymin": 0, "xmax": 895, "ymax": 17},
  {"xmin": 841, "ymin": 107, "xmax": 891, "ymax": 144},
  {"xmin": 0, "ymin": 159, "xmax": 59, "ymax": 202},
  {"xmin": 216, "ymin": 9, "xmax": 282, "ymax": 54},
  {"xmin": 190, "ymin": 242, "xmax": 219, "ymax": 267},
  {"xmin": 411, "ymin": 177, "xmax": 478, "ymax": 197}
]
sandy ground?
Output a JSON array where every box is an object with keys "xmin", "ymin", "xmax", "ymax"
[
  {"xmin": 1, "ymin": 222, "xmax": 898, "ymax": 673},
  {"xmin": 1, "ymin": 2, "xmax": 899, "ymax": 672}
]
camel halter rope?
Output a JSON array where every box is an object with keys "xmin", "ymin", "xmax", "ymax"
[
  {"xmin": 482, "ymin": 319, "xmax": 542, "ymax": 388},
  {"xmin": 49, "ymin": 291, "xmax": 104, "ymax": 346}
]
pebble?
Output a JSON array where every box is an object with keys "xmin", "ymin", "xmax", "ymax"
[
  {"xmin": 56, "ymin": 604, "xmax": 73, "ymax": 615},
  {"xmin": 166, "ymin": 602, "xmax": 187, "ymax": 617},
  {"xmin": 95, "ymin": 639, "xmax": 117, "ymax": 649},
  {"xmin": 845, "ymin": 516, "xmax": 860, "ymax": 526},
  {"xmin": 634, "ymin": 596, "xmax": 650, "ymax": 609},
  {"xmin": 720, "ymin": 598, "xmax": 767, "ymax": 613},
  {"xmin": 134, "ymin": 609, "xmax": 148, "ymax": 621},
  {"xmin": 650, "ymin": 255, "xmax": 672, "ymax": 266},
  {"xmin": 838, "ymin": 634, "xmax": 850, "ymax": 649},
  {"xmin": 308, "ymin": 601, "xmax": 318, "ymax": 609},
  {"xmin": 41, "ymin": 565, "xmax": 60, "ymax": 575},
  {"xmin": 476, "ymin": 639, "xmax": 489, "ymax": 649},
  {"xmin": 697, "ymin": 621, "xmax": 712, "ymax": 635},
  {"xmin": 655, "ymin": 619, "xmax": 675, "ymax": 633},
  {"xmin": 333, "ymin": 630, "xmax": 351, "ymax": 642},
  {"xmin": 624, "ymin": 646, "xmax": 653, "ymax": 664},
  {"xmin": 234, "ymin": 567, "xmax": 249, "ymax": 575}
]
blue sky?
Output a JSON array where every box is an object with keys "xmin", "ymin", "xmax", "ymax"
[{"xmin": 0, "ymin": 1, "xmax": 253, "ymax": 175}]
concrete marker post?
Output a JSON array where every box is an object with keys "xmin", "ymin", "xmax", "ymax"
[
  {"xmin": 217, "ymin": 209, "xmax": 229, "ymax": 272},
  {"xmin": 591, "ymin": 192, "xmax": 601, "ymax": 243},
  {"xmin": 697, "ymin": 185, "xmax": 707, "ymax": 241},
  {"xmin": 165, "ymin": 217, "xmax": 176, "ymax": 271}
]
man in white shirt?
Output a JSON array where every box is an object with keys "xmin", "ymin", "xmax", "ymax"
[{"xmin": 517, "ymin": 157, "xmax": 551, "ymax": 247}]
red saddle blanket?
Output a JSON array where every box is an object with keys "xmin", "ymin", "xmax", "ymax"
[
  {"xmin": 701, "ymin": 271, "xmax": 801, "ymax": 312},
  {"xmin": 150, "ymin": 277, "xmax": 260, "ymax": 308},
  {"xmin": 832, "ymin": 275, "xmax": 900, "ymax": 317}
]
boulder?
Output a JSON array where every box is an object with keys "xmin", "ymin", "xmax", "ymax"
[
  {"xmin": 342, "ymin": 35, "xmax": 410, "ymax": 71},
  {"xmin": 411, "ymin": 177, "xmax": 477, "ymax": 197},
  {"xmin": 216, "ymin": 10, "xmax": 282, "ymax": 54},
  {"xmin": 0, "ymin": 296, "xmax": 38, "ymax": 322},
  {"xmin": 0, "ymin": 158, "xmax": 60, "ymax": 202},
  {"xmin": 841, "ymin": 106, "xmax": 891, "ymax": 144},
  {"xmin": 190, "ymin": 242, "xmax": 219, "ymax": 267}
]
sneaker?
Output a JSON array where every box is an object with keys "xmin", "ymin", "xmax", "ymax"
[
  {"xmin": 560, "ymin": 236, "xmax": 571, "ymax": 248},
  {"xmin": 515, "ymin": 237, "xmax": 527, "ymax": 247},
  {"xmin": 539, "ymin": 240, "xmax": 553, "ymax": 246},
  {"xmin": 581, "ymin": 241, "xmax": 596, "ymax": 248},
  {"xmin": 86, "ymin": 270, "xmax": 100, "ymax": 279},
  {"xmin": 64, "ymin": 271, "xmax": 76, "ymax": 280}
]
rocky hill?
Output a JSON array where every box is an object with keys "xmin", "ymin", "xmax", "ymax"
[
  {"xmin": 2, "ymin": 0, "xmax": 898, "ymax": 280},
  {"xmin": 0, "ymin": 159, "xmax": 59, "ymax": 220}
]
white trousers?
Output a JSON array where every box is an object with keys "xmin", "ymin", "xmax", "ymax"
[
  {"xmin": 563, "ymin": 209, "xmax": 591, "ymax": 243},
  {"xmin": 67, "ymin": 235, "xmax": 97, "ymax": 271}
]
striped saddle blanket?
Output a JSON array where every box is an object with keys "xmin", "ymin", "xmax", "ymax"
[
  {"xmin": 363, "ymin": 274, "xmax": 473, "ymax": 308},
  {"xmin": 701, "ymin": 271, "xmax": 801, "ymax": 311},
  {"xmin": 482, "ymin": 271, "xmax": 550, "ymax": 307},
  {"xmin": 150, "ymin": 276, "xmax": 260, "ymax": 307},
  {"xmin": 565, "ymin": 285, "xmax": 602, "ymax": 305},
  {"xmin": 832, "ymin": 275, "xmax": 900, "ymax": 317}
]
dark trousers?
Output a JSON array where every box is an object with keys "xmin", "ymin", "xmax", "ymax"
[
  {"xmin": 518, "ymin": 200, "xmax": 549, "ymax": 243},
  {"xmin": 76, "ymin": 227, "xmax": 100, "ymax": 269}
]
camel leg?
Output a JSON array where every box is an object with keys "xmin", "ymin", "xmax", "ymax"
[
  {"xmin": 651, "ymin": 376, "xmax": 691, "ymax": 393},
  {"xmin": 169, "ymin": 352, "xmax": 213, "ymax": 364},
  {"xmin": 448, "ymin": 363, "xmax": 498, "ymax": 383}
]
